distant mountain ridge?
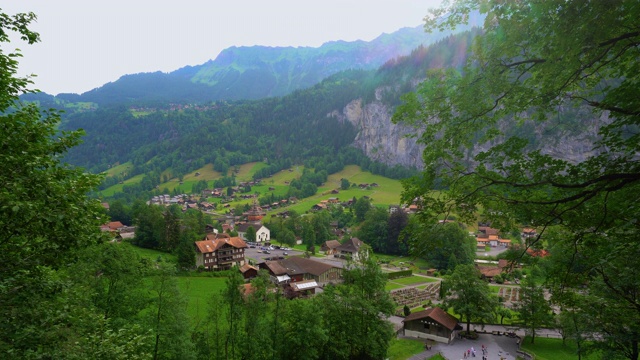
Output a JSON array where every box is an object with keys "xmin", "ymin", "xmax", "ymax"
[{"xmin": 27, "ymin": 15, "xmax": 482, "ymax": 106}]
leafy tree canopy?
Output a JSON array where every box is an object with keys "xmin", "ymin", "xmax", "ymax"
[
  {"xmin": 396, "ymin": 1, "xmax": 640, "ymax": 358},
  {"xmin": 395, "ymin": 0, "xmax": 640, "ymax": 231}
]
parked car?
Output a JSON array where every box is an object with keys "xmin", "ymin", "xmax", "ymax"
[
  {"xmin": 249, "ymin": 245, "xmax": 256, "ymax": 248},
  {"xmin": 263, "ymin": 250, "xmax": 271, "ymax": 254},
  {"xmin": 283, "ymin": 252, "xmax": 288, "ymax": 256}
]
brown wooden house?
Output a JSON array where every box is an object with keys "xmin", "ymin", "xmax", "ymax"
[
  {"xmin": 402, "ymin": 307, "xmax": 461, "ymax": 344},
  {"xmin": 194, "ymin": 233, "xmax": 247, "ymax": 271},
  {"xmin": 320, "ymin": 240, "xmax": 341, "ymax": 255}
]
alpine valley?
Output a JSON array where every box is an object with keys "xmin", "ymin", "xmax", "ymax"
[{"xmin": 22, "ymin": 13, "xmax": 597, "ymax": 204}]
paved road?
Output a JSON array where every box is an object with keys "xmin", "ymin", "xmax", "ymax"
[{"xmin": 401, "ymin": 323, "xmax": 561, "ymax": 360}]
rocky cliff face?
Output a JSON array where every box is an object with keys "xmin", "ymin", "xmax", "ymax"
[
  {"xmin": 330, "ymin": 86, "xmax": 608, "ymax": 170},
  {"xmin": 328, "ymin": 88, "xmax": 425, "ymax": 170}
]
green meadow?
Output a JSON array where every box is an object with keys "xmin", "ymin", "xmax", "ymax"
[
  {"xmin": 99, "ymin": 174, "xmax": 145, "ymax": 197},
  {"xmin": 177, "ymin": 276, "xmax": 228, "ymax": 323},
  {"xmin": 520, "ymin": 337, "xmax": 599, "ymax": 360}
]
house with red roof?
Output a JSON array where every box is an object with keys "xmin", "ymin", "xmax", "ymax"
[
  {"xmin": 100, "ymin": 221, "xmax": 125, "ymax": 233},
  {"xmin": 194, "ymin": 233, "xmax": 247, "ymax": 271}
]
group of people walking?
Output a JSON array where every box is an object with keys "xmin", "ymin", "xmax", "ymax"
[{"xmin": 462, "ymin": 344, "xmax": 491, "ymax": 359}]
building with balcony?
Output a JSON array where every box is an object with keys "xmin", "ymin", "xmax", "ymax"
[{"xmin": 195, "ymin": 233, "xmax": 247, "ymax": 271}]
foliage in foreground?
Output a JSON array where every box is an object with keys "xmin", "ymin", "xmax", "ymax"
[{"xmin": 395, "ymin": 1, "xmax": 640, "ymax": 359}]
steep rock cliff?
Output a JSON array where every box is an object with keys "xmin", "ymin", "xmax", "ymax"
[
  {"xmin": 331, "ymin": 86, "xmax": 608, "ymax": 170},
  {"xmin": 328, "ymin": 88, "xmax": 425, "ymax": 170}
]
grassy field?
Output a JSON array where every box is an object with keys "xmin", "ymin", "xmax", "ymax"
[
  {"xmin": 121, "ymin": 241, "xmax": 177, "ymax": 263},
  {"xmin": 386, "ymin": 338, "xmax": 427, "ymax": 360},
  {"xmin": 102, "ymin": 162, "xmax": 133, "ymax": 177},
  {"xmin": 160, "ymin": 163, "xmax": 222, "ymax": 193},
  {"xmin": 261, "ymin": 165, "xmax": 404, "ymax": 218},
  {"xmin": 100, "ymin": 174, "xmax": 145, "ymax": 197},
  {"xmin": 520, "ymin": 337, "xmax": 599, "ymax": 360},
  {"xmin": 234, "ymin": 162, "xmax": 268, "ymax": 181},
  {"xmin": 177, "ymin": 276, "xmax": 228, "ymax": 323},
  {"xmin": 99, "ymin": 162, "xmax": 406, "ymax": 216}
]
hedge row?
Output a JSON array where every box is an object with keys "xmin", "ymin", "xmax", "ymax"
[{"xmin": 387, "ymin": 269, "xmax": 413, "ymax": 280}]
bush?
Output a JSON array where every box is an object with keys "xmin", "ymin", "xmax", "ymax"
[{"xmin": 387, "ymin": 269, "xmax": 413, "ymax": 280}]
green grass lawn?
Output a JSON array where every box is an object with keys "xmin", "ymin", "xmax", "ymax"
[
  {"xmin": 177, "ymin": 276, "xmax": 228, "ymax": 323},
  {"xmin": 386, "ymin": 338, "xmax": 426, "ymax": 360},
  {"xmin": 390, "ymin": 275, "xmax": 436, "ymax": 286},
  {"xmin": 520, "ymin": 337, "xmax": 599, "ymax": 360},
  {"xmin": 385, "ymin": 282, "xmax": 405, "ymax": 291},
  {"xmin": 121, "ymin": 242, "xmax": 176, "ymax": 263}
]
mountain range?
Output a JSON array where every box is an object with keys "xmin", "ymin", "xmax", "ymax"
[
  {"xmin": 25, "ymin": 14, "xmax": 483, "ymax": 106},
  {"xmin": 24, "ymin": 12, "xmax": 600, "ymax": 203}
]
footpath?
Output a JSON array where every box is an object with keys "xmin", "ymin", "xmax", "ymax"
[{"xmin": 401, "ymin": 324, "xmax": 562, "ymax": 360}]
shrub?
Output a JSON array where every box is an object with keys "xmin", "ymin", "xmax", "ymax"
[{"xmin": 387, "ymin": 269, "xmax": 413, "ymax": 280}]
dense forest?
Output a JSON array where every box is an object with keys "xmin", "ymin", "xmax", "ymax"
[{"xmin": 49, "ymin": 30, "xmax": 480, "ymax": 204}]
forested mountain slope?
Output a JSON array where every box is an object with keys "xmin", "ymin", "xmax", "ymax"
[{"xmin": 62, "ymin": 32, "xmax": 478, "ymax": 181}]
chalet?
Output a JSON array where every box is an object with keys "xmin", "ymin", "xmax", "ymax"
[
  {"xmin": 236, "ymin": 223, "xmax": 271, "ymax": 243},
  {"xmin": 498, "ymin": 239, "xmax": 511, "ymax": 247},
  {"xmin": 311, "ymin": 204, "xmax": 327, "ymax": 211},
  {"xmin": 194, "ymin": 233, "xmax": 247, "ymax": 271},
  {"xmin": 477, "ymin": 265, "xmax": 503, "ymax": 281},
  {"xmin": 476, "ymin": 238, "xmax": 490, "ymax": 249},
  {"xmin": 205, "ymin": 224, "xmax": 217, "ymax": 234},
  {"xmin": 259, "ymin": 256, "xmax": 342, "ymax": 286},
  {"xmin": 320, "ymin": 240, "xmax": 341, "ymax": 255},
  {"xmin": 239, "ymin": 263, "xmax": 259, "ymax": 280},
  {"xmin": 336, "ymin": 237, "xmax": 364, "ymax": 260},
  {"xmin": 477, "ymin": 226, "xmax": 511, "ymax": 248},
  {"xmin": 402, "ymin": 307, "xmax": 461, "ymax": 344}
]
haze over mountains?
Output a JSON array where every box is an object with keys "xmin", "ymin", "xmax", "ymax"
[{"xmin": 26, "ymin": 16, "xmax": 482, "ymax": 105}]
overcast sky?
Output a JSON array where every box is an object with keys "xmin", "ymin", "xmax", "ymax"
[{"xmin": 3, "ymin": 0, "xmax": 444, "ymax": 95}]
